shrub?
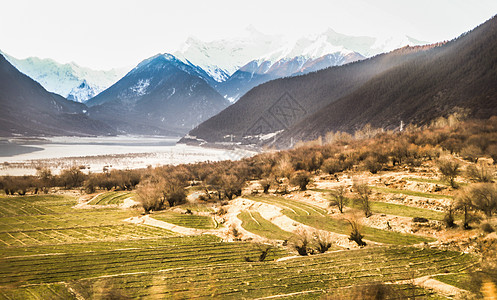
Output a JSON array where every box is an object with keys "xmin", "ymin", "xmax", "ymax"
[
  {"xmin": 437, "ymin": 159, "xmax": 461, "ymax": 188},
  {"xmin": 290, "ymin": 170, "xmax": 312, "ymax": 191},
  {"xmin": 347, "ymin": 219, "xmax": 366, "ymax": 247},
  {"xmin": 353, "ymin": 182, "xmax": 372, "ymax": 218},
  {"xmin": 466, "ymin": 164, "xmax": 493, "ymax": 183},
  {"xmin": 313, "ymin": 231, "xmax": 333, "ymax": 253},
  {"xmin": 338, "ymin": 282, "xmax": 407, "ymax": 300},
  {"xmin": 461, "ymin": 183, "xmax": 497, "ymax": 217},
  {"xmin": 412, "ymin": 217, "xmax": 429, "ymax": 223},
  {"xmin": 481, "ymin": 223, "xmax": 494, "ymax": 233},
  {"xmin": 329, "ymin": 186, "xmax": 348, "ymax": 213}
]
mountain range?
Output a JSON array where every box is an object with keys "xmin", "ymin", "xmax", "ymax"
[
  {"xmin": 2, "ymin": 27, "xmax": 426, "ymax": 105},
  {"xmin": 0, "ymin": 54, "xmax": 115, "ymax": 136},
  {"xmin": 0, "ymin": 51, "xmax": 127, "ymax": 102},
  {"xmin": 3, "ymin": 18, "xmax": 495, "ymax": 141},
  {"xmin": 85, "ymin": 54, "xmax": 229, "ymax": 135},
  {"xmin": 185, "ymin": 16, "xmax": 497, "ymax": 147}
]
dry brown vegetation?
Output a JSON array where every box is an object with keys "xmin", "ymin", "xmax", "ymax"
[{"xmin": 2, "ymin": 116, "xmax": 497, "ymax": 298}]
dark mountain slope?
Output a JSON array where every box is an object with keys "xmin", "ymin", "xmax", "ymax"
[
  {"xmin": 0, "ymin": 54, "xmax": 115, "ymax": 137},
  {"xmin": 274, "ymin": 16, "xmax": 497, "ymax": 146},
  {"xmin": 86, "ymin": 54, "xmax": 229, "ymax": 136},
  {"xmin": 186, "ymin": 43, "xmax": 436, "ymax": 143}
]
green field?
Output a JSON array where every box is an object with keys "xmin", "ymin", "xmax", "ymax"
[
  {"xmin": 433, "ymin": 273, "xmax": 479, "ymax": 294},
  {"xmin": 370, "ymin": 186, "xmax": 453, "ymax": 199},
  {"xmin": 405, "ymin": 177, "xmax": 466, "ymax": 187},
  {"xmin": 88, "ymin": 191, "xmax": 133, "ymax": 205},
  {"xmin": 405, "ymin": 177, "xmax": 448, "ymax": 185},
  {"xmin": 0, "ymin": 193, "xmax": 477, "ymax": 299},
  {"xmin": 246, "ymin": 195, "xmax": 435, "ymax": 245},
  {"xmin": 314, "ymin": 188, "xmax": 446, "ymax": 220},
  {"xmin": 152, "ymin": 211, "xmax": 217, "ymax": 229},
  {"xmin": 238, "ymin": 210, "xmax": 295, "ymax": 241},
  {"xmin": 0, "ymin": 195, "xmax": 174, "ymax": 247},
  {"xmin": 0, "ymin": 243, "xmax": 474, "ymax": 299}
]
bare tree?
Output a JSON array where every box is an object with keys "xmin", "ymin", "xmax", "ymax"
[
  {"xmin": 259, "ymin": 177, "xmax": 273, "ymax": 194},
  {"xmin": 437, "ymin": 159, "xmax": 461, "ymax": 188},
  {"xmin": 466, "ymin": 164, "xmax": 493, "ymax": 183},
  {"xmin": 329, "ymin": 185, "xmax": 348, "ymax": 213},
  {"xmin": 456, "ymin": 194, "xmax": 478, "ymax": 230},
  {"xmin": 462, "ymin": 183, "xmax": 497, "ymax": 217},
  {"xmin": 292, "ymin": 228, "xmax": 312, "ymax": 256},
  {"xmin": 353, "ymin": 182, "xmax": 372, "ymax": 218},
  {"xmin": 136, "ymin": 181, "xmax": 163, "ymax": 214}
]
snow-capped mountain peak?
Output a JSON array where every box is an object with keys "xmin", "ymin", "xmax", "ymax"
[
  {"xmin": 67, "ymin": 79, "xmax": 104, "ymax": 103},
  {"xmin": 1, "ymin": 51, "xmax": 127, "ymax": 102},
  {"xmin": 174, "ymin": 26, "xmax": 427, "ymax": 83}
]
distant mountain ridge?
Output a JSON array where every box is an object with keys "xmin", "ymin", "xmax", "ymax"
[
  {"xmin": 174, "ymin": 26, "xmax": 427, "ymax": 80},
  {"xmin": 175, "ymin": 27, "xmax": 425, "ymax": 101},
  {"xmin": 184, "ymin": 16, "xmax": 497, "ymax": 147},
  {"xmin": 1, "ymin": 51, "xmax": 127, "ymax": 102},
  {"xmin": 85, "ymin": 54, "xmax": 229, "ymax": 136},
  {"xmin": 0, "ymin": 54, "xmax": 115, "ymax": 136}
]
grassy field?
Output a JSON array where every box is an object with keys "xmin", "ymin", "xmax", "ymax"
[
  {"xmin": 152, "ymin": 211, "xmax": 218, "ymax": 229},
  {"xmin": 370, "ymin": 186, "xmax": 453, "ymax": 199},
  {"xmin": 0, "ymin": 193, "xmax": 477, "ymax": 299},
  {"xmin": 0, "ymin": 244, "xmax": 474, "ymax": 299},
  {"xmin": 405, "ymin": 177, "xmax": 467, "ymax": 187},
  {"xmin": 433, "ymin": 273, "xmax": 479, "ymax": 294},
  {"xmin": 0, "ymin": 195, "xmax": 174, "ymax": 247},
  {"xmin": 405, "ymin": 177, "xmax": 448, "ymax": 185},
  {"xmin": 314, "ymin": 188, "xmax": 446, "ymax": 220},
  {"xmin": 88, "ymin": 191, "xmax": 133, "ymax": 205},
  {"xmin": 246, "ymin": 195, "xmax": 435, "ymax": 245},
  {"xmin": 238, "ymin": 210, "xmax": 295, "ymax": 241}
]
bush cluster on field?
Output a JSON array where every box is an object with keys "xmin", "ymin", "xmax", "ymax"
[{"xmin": 1, "ymin": 115, "xmax": 497, "ymax": 220}]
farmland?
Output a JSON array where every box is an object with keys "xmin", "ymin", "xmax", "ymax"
[
  {"xmin": 1, "ymin": 123, "xmax": 496, "ymax": 299},
  {"xmin": 0, "ymin": 184, "xmax": 481, "ymax": 299}
]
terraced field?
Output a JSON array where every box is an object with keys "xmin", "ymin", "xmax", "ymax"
[
  {"xmin": 0, "ymin": 243, "xmax": 474, "ymax": 299},
  {"xmin": 314, "ymin": 188, "xmax": 446, "ymax": 221},
  {"xmin": 88, "ymin": 191, "xmax": 133, "ymax": 205},
  {"xmin": 152, "ymin": 211, "xmax": 218, "ymax": 229},
  {"xmin": 238, "ymin": 210, "xmax": 294, "ymax": 241},
  {"xmin": 0, "ymin": 191, "xmax": 478, "ymax": 299},
  {"xmin": 370, "ymin": 186, "xmax": 453, "ymax": 199},
  {"xmin": 0, "ymin": 195, "xmax": 173, "ymax": 247},
  {"xmin": 245, "ymin": 195, "xmax": 435, "ymax": 245}
]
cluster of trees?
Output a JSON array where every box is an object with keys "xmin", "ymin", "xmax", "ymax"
[
  {"xmin": 0, "ymin": 167, "xmax": 142, "ymax": 195},
  {"xmin": 2, "ymin": 117, "xmax": 497, "ymax": 216}
]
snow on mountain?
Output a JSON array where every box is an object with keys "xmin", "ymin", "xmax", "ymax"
[
  {"xmin": 0, "ymin": 51, "xmax": 127, "ymax": 102},
  {"xmin": 85, "ymin": 53, "xmax": 229, "ymax": 135},
  {"xmin": 67, "ymin": 80, "xmax": 105, "ymax": 102},
  {"xmin": 174, "ymin": 26, "xmax": 286, "ymax": 82},
  {"xmin": 175, "ymin": 26, "xmax": 427, "ymax": 82}
]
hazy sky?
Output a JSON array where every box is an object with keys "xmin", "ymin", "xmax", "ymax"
[{"xmin": 1, "ymin": 0, "xmax": 496, "ymax": 69}]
